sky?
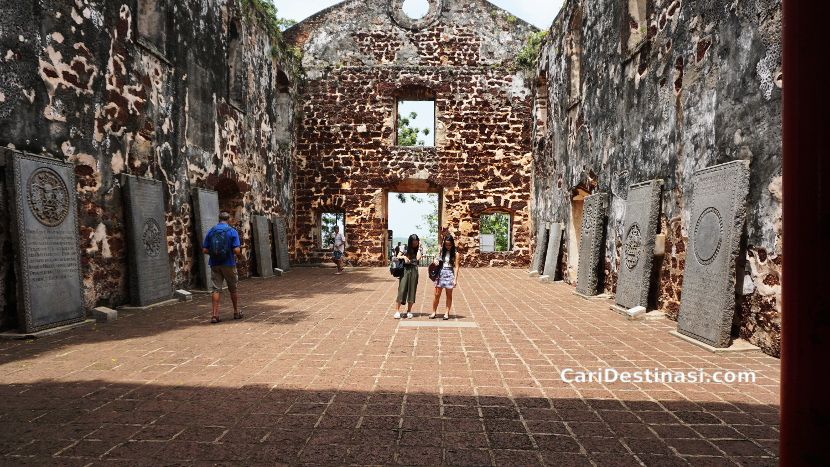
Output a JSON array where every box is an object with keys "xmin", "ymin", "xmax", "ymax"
[
  {"xmin": 388, "ymin": 193, "xmax": 438, "ymax": 245},
  {"xmin": 274, "ymin": 0, "xmax": 563, "ymax": 30}
]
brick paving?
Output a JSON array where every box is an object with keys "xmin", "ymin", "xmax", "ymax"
[{"xmin": 0, "ymin": 268, "xmax": 779, "ymax": 466}]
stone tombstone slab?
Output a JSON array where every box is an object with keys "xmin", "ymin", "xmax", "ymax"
[
  {"xmin": 6, "ymin": 152, "xmax": 84, "ymax": 333},
  {"xmin": 251, "ymin": 215, "xmax": 273, "ymax": 277},
  {"xmin": 576, "ymin": 193, "xmax": 608, "ymax": 296},
  {"xmin": 542, "ymin": 223, "xmax": 564, "ymax": 278},
  {"xmin": 615, "ymin": 180, "xmax": 663, "ymax": 310},
  {"xmin": 192, "ymin": 188, "xmax": 218, "ymax": 289},
  {"xmin": 272, "ymin": 216, "xmax": 290, "ymax": 271},
  {"xmin": 530, "ymin": 223, "xmax": 549, "ymax": 273},
  {"xmin": 121, "ymin": 174, "xmax": 172, "ymax": 306},
  {"xmin": 678, "ymin": 160, "xmax": 750, "ymax": 348}
]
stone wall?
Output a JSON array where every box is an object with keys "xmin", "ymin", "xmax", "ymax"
[
  {"xmin": 531, "ymin": 0, "xmax": 782, "ymax": 355},
  {"xmin": 286, "ymin": 0, "xmax": 536, "ymax": 267},
  {"xmin": 0, "ymin": 0, "xmax": 299, "ymax": 326}
]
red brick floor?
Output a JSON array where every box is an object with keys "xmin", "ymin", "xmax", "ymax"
[{"xmin": 0, "ymin": 268, "xmax": 779, "ymax": 466}]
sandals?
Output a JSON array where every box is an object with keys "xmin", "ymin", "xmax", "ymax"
[
  {"xmin": 443, "ymin": 313, "xmax": 450, "ymax": 320},
  {"xmin": 211, "ymin": 316, "xmax": 221, "ymax": 324},
  {"xmin": 233, "ymin": 311, "xmax": 244, "ymax": 320}
]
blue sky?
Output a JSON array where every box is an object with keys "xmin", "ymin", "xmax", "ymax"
[{"xmin": 275, "ymin": 0, "xmax": 563, "ymax": 30}]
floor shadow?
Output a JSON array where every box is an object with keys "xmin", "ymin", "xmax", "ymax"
[{"xmin": 0, "ymin": 380, "xmax": 779, "ymax": 465}]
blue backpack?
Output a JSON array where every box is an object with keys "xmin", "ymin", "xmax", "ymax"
[{"xmin": 208, "ymin": 225, "xmax": 231, "ymax": 262}]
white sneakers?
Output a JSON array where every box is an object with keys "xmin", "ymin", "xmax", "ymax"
[
  {"xmin": 406, "ymin": 312, "xmax": 413, "ymax": 319},
  {"xmin": 393, "ymin": 312, "xmax": 414, "ymax": 319},
  {"xmin": 394, "ymin": 312, "xmax": 401, "ymax": 319}
]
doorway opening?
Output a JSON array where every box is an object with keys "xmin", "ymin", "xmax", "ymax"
[
  {"xmin": 385, "ymin": 179, "xmax": 442, "ymax": 264},
  {"xmin": 568, "ymin": 188, "xmax": 590, "ymax": 282}
]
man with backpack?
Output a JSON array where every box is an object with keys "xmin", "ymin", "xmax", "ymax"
[{"xmin": 202, "ymin": 211, "xmax": 242, "ymax": 323}]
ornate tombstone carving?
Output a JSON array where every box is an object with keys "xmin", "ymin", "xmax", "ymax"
[
  {"xmin": 192, "ymin": 188, "xmax": 219, "ymax": 290},
  {"xmin": 677, "ymin": 161, "xmax": 750, "ymax": 348},
  {"xmin": 272, "ymin": 216, "xmax": 290, "ymax": 271},
  {"xmin": 529, "ymin": 222, "xmax": 549, "ymax": 275},
  {"xmin": 6, "ymin": 151, "xmax": 84, "ymax": 332},
  {"xmin": 251, "ymin": 215, "xmax": 274, "ymax": 277},
  {"xmin": 575, "ymin": 193, "xmax": 608, "ymax": 296},
  {"xmin": 121, "ymin": 174, "xmax": 172, "ymax": 306},
  {"xmin": 542, "ymin": 223, "xmax": 564, "ymax": 279},
  {"xmin": 614, "ymin": 180, "xmax": 663, "ymax": 311}
]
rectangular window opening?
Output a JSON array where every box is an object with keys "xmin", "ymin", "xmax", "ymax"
[
  {"xmin": 320, "ymin": 212, "xmax": 345, "ymax": 249},
  {"xmin": 396, "ymin": 100, "xmax": 435, "ymax": 147},
  {"xmin": 480, "ymin": 212, "xmax": 512, "ymax": 252}
]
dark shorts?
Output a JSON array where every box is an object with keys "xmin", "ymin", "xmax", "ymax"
[
  {"xmin": 211, "ymin": 266, "xmax": 238, "ymax": 293},
  {"xmin": 333, "ymin": 250, "xmax": 343, "ymax": 261}
]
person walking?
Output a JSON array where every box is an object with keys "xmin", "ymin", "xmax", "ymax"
[
  {"xmin": 393, "ymin": 241, "xmax": 402, "ymax": 258},
  {"xmin": 394, "ymin": 234, "xmax": 422, "ymax": 319},
  {"xmin": 431, "ymin": 234, "xmax": 461, "ymax": 320},
  {"xmin": 202, "ymin": 211, "xmax": 242, "ymax": 323},
  {"xmin": 332, "ymin": 225, "xmax": 346, "ymax": 275}
]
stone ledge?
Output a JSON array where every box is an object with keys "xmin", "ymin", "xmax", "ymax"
[
  {"xmin": 117, "ymin": 299, "xmax": 180, "ymax": 312},
  {"xmin": 669, "ymin": 331, "xmax": 761, "ymax": 354},
  {"xmin": 573, "ymin": 291, "xmax": 613, "ymax": 300},
  {"xmin": 0, "ymin": 319, "xmax": 95, "ymax": 340},
  {"xmin": 93, "ymin": 307, "xmax": 117, "ymax": 323}
]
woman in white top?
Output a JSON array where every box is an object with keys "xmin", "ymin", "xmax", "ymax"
[{"xmin": 430, "ymin": 235, "xmax": 461, "ymax": 320}]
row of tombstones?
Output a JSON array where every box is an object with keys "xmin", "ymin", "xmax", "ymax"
[
  {"xmin": 529, "ymin": 160, "xmax": 750, "ymax": 349},
  {"xmin": 2, "ymin": 150, "xmax": 290, "ymax": 334}
]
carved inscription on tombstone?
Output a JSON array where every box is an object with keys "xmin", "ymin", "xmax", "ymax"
[
  {"xmin": 192, "ymin": 188, "xmax": 219, "ymax": 289},
  {"xmin": 6, "ymin": 151, "xmax": 84, "ymax": 332},
  {"xmin": 677, "ymin": 161, "xmax": 750, "ymax": 348},
  {"xmin": 542, "ymin": 223, "xmax": 564, "ymax": 279},
  {"xmin": 575, "ymin": 193, "xmax": 608, "ymax": 296},
  {"xmin": 530, "ymin": 223, "xmax": 549, "ymax": 274},
  {"xmin": 614, "ymin": 180, "xmax": 663, "ymax": 310},
  {"xmin": 252, "ymin": 215, "xmax": 274, "ymax": 277},
  {"xmin": 272, "ymin": 216, "xmax": 290, "ymax": 271},
  {"xmin": 122, "ymin": 174, "xmax": 172, "ymax": 306}
]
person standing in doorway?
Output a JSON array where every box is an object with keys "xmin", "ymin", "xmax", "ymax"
[
  {"xmin": 431, "ymin": 234, "xmax": 461, "ymax": 320},
  {"xmin": 393, "ymin": 241, "xmax": 402, "ymax": 258},
  {"xmin": 203, "ymin": 211, "xmax": 242, "ymax": 323},
  {"xmin": 332, "ymin": 225, "xmax": 346, "ymax": 275},
  {"xmin": 394, "ymin": 234, "xmax": 422, "ymax": 319}
]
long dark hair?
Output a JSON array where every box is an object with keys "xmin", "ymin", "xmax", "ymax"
[
  {"xmin": 440, "ymin": 235, "xmax": 457, "ymax": 266},
  {"xmin": 406, "ymin": 234, "xmax": 420, "ymax": 260}
]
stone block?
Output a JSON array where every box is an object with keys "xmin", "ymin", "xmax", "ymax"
[
  {"xmin": 5, "ymin": 150, "xmax": 85, "ymax": 333},
  {"xmin": 677, "ymin": 160, "xmax": 750, "ymax": 348},
  {"xmin": 542, "ymin": 223, "xmax": 564, "ymax": 279},
  {"xmin": 93, "ymin": 307, "xmax": 117, "ymax": 323},
  {"xmin": 575, "ymin": 193, "xmax": 608, "ymax": 296},
  {"xmin": 530, "ymin": 222, "xmax": 549, "ymax": 275},
  {"xmin": 121, "ymin": 174, "xmax": 173, "ymax": 307},
  {"xmin": 252, "ymin": 215, "xmax": 274, "ymax": 277},
  {"xmin": 174, "ymin": 290, "xmax": 192, "ymax": 301},
  {"xmin": 614, "ymin": 179, "xmax": 663, "ymax": 310},
  {"xmin": 192, "ymin": 188, "xmax": 219, "ymax": 290},
  {"xmin": 272, "ymin": 216, "xmax": 291, "ymax": 272}
]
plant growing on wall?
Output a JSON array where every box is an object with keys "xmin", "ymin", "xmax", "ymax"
[{"xmin": 516, "ymin": 30, "xmax": 549, "ymax": 71}]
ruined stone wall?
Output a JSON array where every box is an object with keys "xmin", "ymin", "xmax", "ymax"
[
  {"xmin": 287, "ymin": 0, "xmax": 536, "ymax": 267},
  {"xmin": 532, "ymin": 0, "xmax": 782, "ymax": 355},
  {"xmin": 0, "ymin": 0, "xmax": 299, "ymax": 323}
]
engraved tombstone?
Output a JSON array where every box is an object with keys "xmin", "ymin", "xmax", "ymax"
[
  {"xmin": 192, "ymin": 188, "xmax": 219, "ymax": 290},
  {"xmin": 122, "ymin": 174, "xmax": 172, "ymax": 307},
  {"xmin": 613, "ymin": 180, "xmax": 663, "ymax": 312},
  {"xmin": 575, "ymin": 193, "xmax": 608, "ymax": 296},
  {"xmin": 529, "ymin": 223, "xmax": 549, "ymax": 276},
  {"xmin": 251, "ymin": 215, "xmax": 273, "ymax": 277},
  {"xmin": 272, "ymin": 216, "xmax": 290, "ymax": 272},
  {"xmin": 6, "ymin": 152, "xmax": 84, "ymax": 332},
  {"xmin": 677, "ymin": 161, "xmax": 750, "ymax": 348},
  {"xmin": 541, "ymin": 223, "xmax": 564, "ymax": 280}
]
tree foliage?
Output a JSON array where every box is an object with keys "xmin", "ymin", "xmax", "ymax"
[
  {"xmin": 321, "ymin": 212, "xmax": 344, "ymax": 248},
  {"xmin": 481, "ymin": 213, "xmax": 511, "ymax": 251},
  {"xmin": 415, "ymin": 196, "xmax": 440, "ymax": 256},
  {"xmin": 516, "ymin": 30, "xmax": 549, "ymax": 71},
  {"xmin": 397, "ymin": 112, "xmax": 430, "ymax": 146}
]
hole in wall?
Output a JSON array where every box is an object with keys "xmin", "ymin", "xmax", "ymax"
[{"xmin": 402, "ymin": 0, "xmax": 430, "ymax": 20}]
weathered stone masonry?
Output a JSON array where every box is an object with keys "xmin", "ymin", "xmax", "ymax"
[
  {"xmin": 0, "ymin": 0, "xmax": 299, "ymax": 328},
  {"xmin": 531, "ymin": 0, "xmax": 782, "ymax": 355},
  {"xmin": 286, "ymin": 0, "xmax": 536, "ymax": 267}
]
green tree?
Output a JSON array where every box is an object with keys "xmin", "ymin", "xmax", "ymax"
[
  {"xmin": 481, "ymin": 213, "xmax": 510, "ymax": 251},
  {"xmin": 397, "ymin": 112, "xmax": 430, "ymax": 146},
  {"xmin": 321, "ymin": 213, "xmax": 344, "ymax": 248},
  {"xmin": 416, "ymin": 196, "xmax": 440, "ymax": 256}
]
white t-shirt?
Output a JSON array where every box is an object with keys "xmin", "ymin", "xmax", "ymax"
[{"xmin": 333, "ymin": 233, "xmax": 345, "ymax": 252}]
